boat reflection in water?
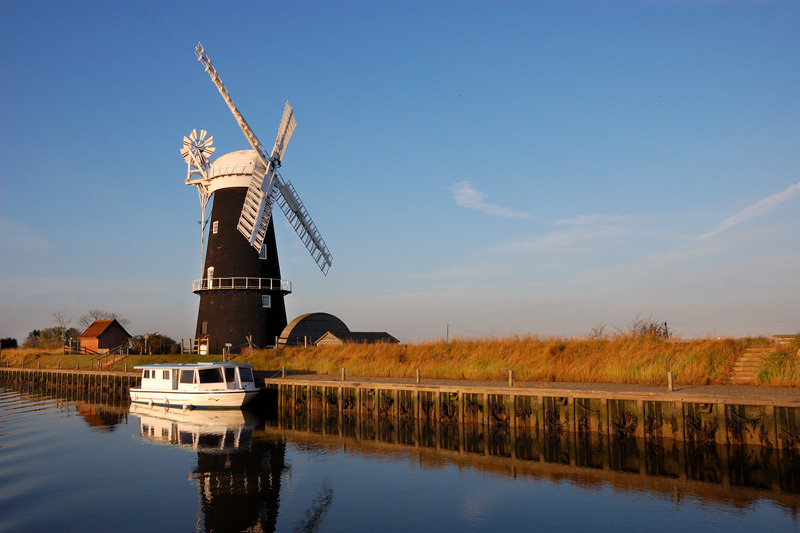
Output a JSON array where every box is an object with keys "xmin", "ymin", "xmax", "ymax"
[
  {"xmin": 131, "ymin": 403, "xmax": 257, "ymax": 451},
  {"xmin": 130, "ymin": 404, "xmax": 288, "ymax": 532}
]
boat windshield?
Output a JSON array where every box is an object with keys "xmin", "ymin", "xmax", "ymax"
[
  {"xmin": 224, "ymin": 367, "xmax": 236, "ymax": 383},
  {"xmin": 239, "ymin": 367, "xmax": 254, "ymax": 383},
  {"xmin": 198, "ymin": 368, "xmax": 224, "ymax": 384},
  {"xmin": 180, "ymin": 370, "xmax": 195, "ymax": 384}
]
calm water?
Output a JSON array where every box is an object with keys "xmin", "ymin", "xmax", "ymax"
[{"xmin": 1, "ymin": 386, "xmax": 799, "ymax": 532}]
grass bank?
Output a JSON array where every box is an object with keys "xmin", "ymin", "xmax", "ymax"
[
  {"xmin": 236, "ymin": 335, "xmax": 789, "ymax": 387},
  {"xmin": 0, "ymin": 348, "xmax": 221, "ymax": 371},
  {"xmin": 3, "ymin": 335, "xmax": 797, "ymax": 387},
  {"xmin": 757, "ymin": 346, "xmax": 800, "ymax": 387}
]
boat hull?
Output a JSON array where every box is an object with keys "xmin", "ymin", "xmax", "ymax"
[{"xmin": 129, "ymin": 388, "xmax": 260, "ymax": 409}]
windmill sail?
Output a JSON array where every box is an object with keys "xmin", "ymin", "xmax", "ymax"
[
  {"xmin": 195, "ymin": 42, "xmax": 332, "ymax": 274},
  {"xmin": 237, "ymin": 162, "xmax": 274, "ymax": 248},
  {"xmin": 275, "ymin": 177, "xmax": 332, "ymax": 275},
  {"xmin": 235, "ymin": 102, "xmax": 297, "ymax": 251}
]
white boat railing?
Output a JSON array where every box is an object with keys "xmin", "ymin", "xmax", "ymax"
[{"xmin": 192, "ymin": 277, "xmax": 292, "ymax": 293}]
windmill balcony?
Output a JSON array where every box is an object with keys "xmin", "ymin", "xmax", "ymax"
[{"xmin": 192, "ymin": 277, "xmax": 292, "ymax": 294}]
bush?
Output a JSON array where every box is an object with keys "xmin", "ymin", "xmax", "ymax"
[{"xmin": 1, "ymin": 337, "xmax": 18, "ymax": 349}]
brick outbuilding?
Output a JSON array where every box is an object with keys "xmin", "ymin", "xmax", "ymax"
[{"xmin": 78, "ymin": 319, "xmax": 131, "ymax": 354}]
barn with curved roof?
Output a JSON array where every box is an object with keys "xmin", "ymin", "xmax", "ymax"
[{"xmin": 278, "ymin": 312, "xmax": 349, "ymax": 346}]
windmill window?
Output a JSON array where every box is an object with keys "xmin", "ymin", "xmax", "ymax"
[
  {"xmin": 259, "ymin": 244, "xmax": 267, "ymax": 260},
  {"xmin": 212, "ymin": 221, "xmax": 219, "ymax": 234},
  {"xmin": 262, "ymin": 295, "xmax": 271, "ymax": 308},
  {"xmin": 201, "ymin": 321, "xmax": 208, "ymax": 335}
]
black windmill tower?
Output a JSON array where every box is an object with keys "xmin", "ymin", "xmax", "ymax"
[{"xmin": 182, "ymin": 43, "xmax": 332, "ymax": 354}]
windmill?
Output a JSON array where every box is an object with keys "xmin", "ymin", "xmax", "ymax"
[{"xmin": 182, "ymin": 42, "xmax": 332, "ymax": 354}]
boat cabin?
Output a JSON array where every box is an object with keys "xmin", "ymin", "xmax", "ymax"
[{"xmin": 136, "ymin": 363, "xmax": 256, "ymax": 392}]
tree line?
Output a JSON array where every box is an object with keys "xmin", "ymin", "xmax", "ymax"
[{"xmin": 1, "ymin": 309, "xmax": 180, "ymax": 355}]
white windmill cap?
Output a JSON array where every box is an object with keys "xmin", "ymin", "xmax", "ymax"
[{"xmin": 207, "ymin": 150, "xmax": 267, "ymax": 194}]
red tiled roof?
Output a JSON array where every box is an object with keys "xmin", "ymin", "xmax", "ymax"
[{"xmin": 78, "ymin": 319, "xmax": 130, "ymax": 339}]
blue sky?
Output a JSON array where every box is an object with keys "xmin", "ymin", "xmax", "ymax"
[{"xmin": 1, "ymin": 1, "xmax": 798, "ymax": 343}]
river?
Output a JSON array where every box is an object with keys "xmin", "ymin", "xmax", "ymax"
[{"xmin": 1, "ymin": 385, "xmax": 798, "ymax": 532}]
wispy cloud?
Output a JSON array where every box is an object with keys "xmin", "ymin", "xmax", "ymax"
[
  {"xmin": 697, "ymin": 181, "xmax": 800, "ymax": 241},
  {"xmin": 487, "ymin": 213, "xmax": 659, "ymax": 255},
  {"xmin": 452, "ymin": 181, "xmax": 531, "ymax": 220},
  {"xmin": 552, "ymin": 213, "xmax": 635, "ymax": 226},
  {"xmin": 0, "ymin": 217, "xmax": 51, "ymax": 251},
  {"xmin": 411, "ymin": 264, "xmax": 505, "ymax": 281}
]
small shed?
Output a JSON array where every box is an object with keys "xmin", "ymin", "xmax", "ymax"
[
  {"xmin": 315, "ymin": 331, "xmax": 399, "ymax": 346},
  {"xmin": 78, "ymin": 319, "xmax": 131, "ymax": 354}
]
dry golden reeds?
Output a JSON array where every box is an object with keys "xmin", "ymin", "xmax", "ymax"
[
  {"xmin": 3, "ymin": 335, "xmax": 793, "ymax": 387},
  {"xmin": 237, "ymin": 335, "xmax": 757, "ymax": 386}
]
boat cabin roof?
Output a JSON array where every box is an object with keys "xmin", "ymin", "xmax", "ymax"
[{"xmin": 133, "ymin": 362, "xmax": 254, "ymax": 370}]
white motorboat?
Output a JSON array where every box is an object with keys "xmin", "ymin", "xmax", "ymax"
[{"xmin": 129, "ymin": 362, "xmax": 262, "ymax": 409}]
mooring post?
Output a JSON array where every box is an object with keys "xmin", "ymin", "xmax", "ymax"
[
  {"xmin": 636, "ymin": 399, "xmax": 645, "ymax": 440},
  {"xmin": 341, "ymin": 367, "xmax": 346, "ymax": 381},
  {"xmin": 765, "ymin": 405, "xmax": 778, "ymax": 450},
  {"xmin": 668, "ymin": 371, "xmax": 674, "ymax": 391},
  {"xmin": 716, "ymin": 403, "xmax": 729, "ymax": 445},
  {"xmin": 508, "ymin": 370, "xmax": 514, "ymax": 387},
  {"xmin": 282, "ymin": 366, "xmax": 286, "ymax": 378},
  {"xmin": 416, "ymin": 368, "xmax": 420, "ymax": 384}
]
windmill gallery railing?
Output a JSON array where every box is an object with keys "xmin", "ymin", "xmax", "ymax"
[{"xmin": 192, "ymin": 277, "xmax": 292, "ymax": 293}]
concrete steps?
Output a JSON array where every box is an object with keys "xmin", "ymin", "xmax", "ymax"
[
  {"xmin": 729, "ymin": 348, "xmax": 769, "ymax": 384},
  {"xmin": 101, "ymin": 355, "xmax": 125, "ymax": 370}
]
